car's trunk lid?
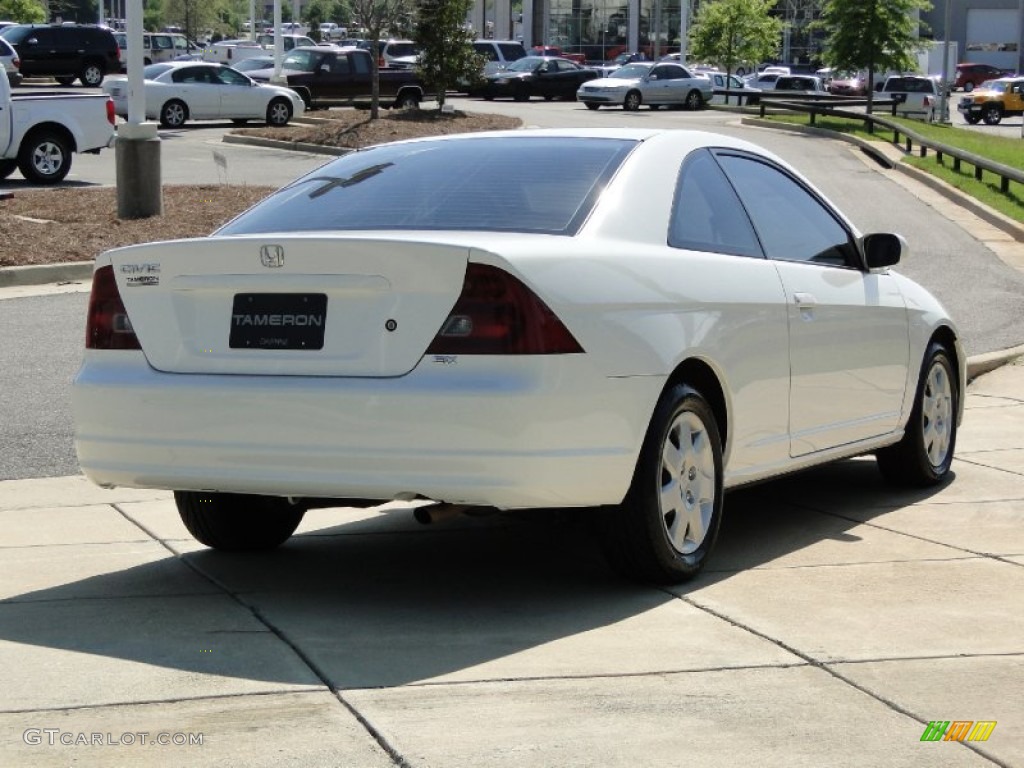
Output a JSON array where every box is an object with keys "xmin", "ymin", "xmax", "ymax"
[{"xmin": 108, "ymin": 235, "xmax": 469, "ymax": 377}]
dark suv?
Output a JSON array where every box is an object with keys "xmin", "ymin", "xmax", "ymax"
[{"xmin": 0, "ymin": 24, "xmax": 120, "ymax": 86}]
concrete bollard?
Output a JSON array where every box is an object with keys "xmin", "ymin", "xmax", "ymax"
[{"xmin": 115, "ymin": 123, "xmax": 163, "ymax": 220}]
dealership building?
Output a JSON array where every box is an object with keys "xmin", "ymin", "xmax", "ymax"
[{"xmin": 471, "ymin": 0, "xmax": 1023, "ymax": 72}]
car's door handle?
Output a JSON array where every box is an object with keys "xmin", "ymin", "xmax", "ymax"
[{"xmin": 794, "ymin": 292, "xmax": 817, "ymax": 307}]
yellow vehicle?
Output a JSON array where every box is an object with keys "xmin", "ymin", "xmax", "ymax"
[{"xmin": 957, "ymin": 77, "xmax": 1024, "ymax": 125}]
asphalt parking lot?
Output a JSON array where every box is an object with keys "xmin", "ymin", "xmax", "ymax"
[{"xmin": 1, "ymin": 93, "xmax": 1023, "ymax": 767}]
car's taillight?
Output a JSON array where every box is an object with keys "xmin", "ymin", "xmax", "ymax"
[
  {"xmin": 106, "ymin": 97, "xmax": 115, "ymax": 125},
  {"xmin": 427, "ymin": 263, "xmax": 583, "ymax": 355},
  {"xmin": 86, "ymin": 265, "xmax": 141, "ymax": 350}
]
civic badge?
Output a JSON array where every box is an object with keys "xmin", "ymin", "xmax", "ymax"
[{"xmin": 259, "ymin": 245, "xmax": 285, "ymax": 268}]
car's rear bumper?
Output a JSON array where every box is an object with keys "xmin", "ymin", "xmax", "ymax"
[{"xmin": 73, "ymin": 352, "xmax": 661, "ymax": 509}]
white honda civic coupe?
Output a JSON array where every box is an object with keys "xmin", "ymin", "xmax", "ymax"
[{"xmin": 72, "ymin": 128, "xmax": 964, "ymax": 583}]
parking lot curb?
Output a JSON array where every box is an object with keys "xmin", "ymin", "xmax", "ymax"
[
  {"xmin": 0, "ymin": 261, "xmax": 93, "ymax": 288},
  {"xmin": 222, "ymin": 134, "xmax": 351, "ymax": 156}
]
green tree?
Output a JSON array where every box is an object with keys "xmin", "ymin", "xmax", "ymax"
[
  {"xmin": 414, "ymin": 0, "xmax": 481, "ymax": 110},
  {"xmin": 0, "ymin": 0, "xmax": 45, "ymax": 23},
  {"xmin": 348, "ymin": 0, "xmax": 415, "ymax": 118},
  {"xmin": 688, "ymin": 0, "xmax": 784, "ymax": 80},
  {"xmin": 816, "ymin": 0, "xmax": 932, "ymax": 112}
]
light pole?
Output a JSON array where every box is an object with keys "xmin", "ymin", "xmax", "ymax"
[{"xmin": 937, "ymin": 0, "xmax": 952, "ymax": 123}]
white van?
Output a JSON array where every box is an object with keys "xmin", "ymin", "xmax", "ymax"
[
  {"xmin": 113, "ymin": 32, "xmax": 195, "ymax": 67},
  {"xmin": 472, "ymin": 40, "xmax": 527, "ymax": 76}
]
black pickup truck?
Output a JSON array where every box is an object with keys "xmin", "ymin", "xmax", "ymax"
[{"xmin": 246, "ymin": 47, "xmax": 426, "ymax": 110}]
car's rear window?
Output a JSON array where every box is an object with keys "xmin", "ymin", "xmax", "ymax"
[{"xmin": 217, "ymin": 136, "xmax": 637, "ymax": 237}]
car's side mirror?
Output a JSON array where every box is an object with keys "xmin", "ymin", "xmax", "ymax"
[
  {"xmin": 862, "ymin": 232, "xmax": 903, "ymax": 269},
  {"xmin": 26, "ymin": 37, "xmax": 38, "ymax": 45}
]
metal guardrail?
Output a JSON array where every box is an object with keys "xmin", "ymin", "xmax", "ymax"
[{"xmin": 714, "ymin": 90, "xmax": 1024, "ymax": 195}]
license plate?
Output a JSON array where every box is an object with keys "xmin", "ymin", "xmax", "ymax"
[{"xmin": 229, "ymin": 293, "xmax": 327, "ymax": 350}]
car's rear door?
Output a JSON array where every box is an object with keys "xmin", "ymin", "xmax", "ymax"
[{"xmin": 715, "ymin": 150, "xmax": 910, "ymax": 456}]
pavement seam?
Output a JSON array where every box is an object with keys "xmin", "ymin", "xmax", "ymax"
[
  {"xmin": 0, "ymin": 688, "xmax": 326, "ymax": 716},
  {"xmin": 672, "ymin": 591, "xmax": 1011, "ymax": 767},
  {"xmin": 955, "ymin": 456, "xmax": 1024, "ymax": 478},
  {"xmin": 779, "ymin": 500, "xmax": 1024, "ymax": 565},
  {"xmin": 108, "ymin": 502, "xmax": 413, "ymax": 768}
]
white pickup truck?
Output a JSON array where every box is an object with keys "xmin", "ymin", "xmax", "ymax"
[{"xmin": 0, "ymin": 74, "xmax": 115, "ymax": 184}]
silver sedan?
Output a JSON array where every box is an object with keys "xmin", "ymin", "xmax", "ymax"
[{"xmin": 577, "ymin": 62, "xmax": 713, "ymax": 111}]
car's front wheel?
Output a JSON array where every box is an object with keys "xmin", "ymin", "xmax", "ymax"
[
  {"xmin": 174, "ymin": 491, "xmax": 306, "ymax": 551},
  {"xmin": 55, "ymin": 76, "xmax": 76, "ymax": 86},
  {"xmin": 266, "ymin": 97, "xmax": 292, "ymax": 126},
  {"xmin": 685, "ymin": 90, "xmax": 704, "ymax": 110},
  {"xmin": 623, "ymin": 90, "xmax": 642, "ymax": 111},
  {"xmin": 982, "ymin": 104, "xmax": 1002, "ymax": 125},
  {"xmin": 585, "ymin": 102, "xmax": 600, "ymax": 110},
  {"xmin": 160, "ymin": 99, "xmax": 188, "ymax": 128},
  {"xmin": 964, "ymin": 113, "xmax": 981, "ymax": 125},
  {"xmin": 876, "ymin": 341, "xmax": 957, "ymax": 486},
  {"xmin": 598, "ymin": 384, "xmax": 724, "ymax": 583}
]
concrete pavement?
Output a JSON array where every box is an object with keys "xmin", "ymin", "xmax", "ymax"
[{"xmin": 0, "ymin": 356, "xmax": 1022, "ymax": 767}]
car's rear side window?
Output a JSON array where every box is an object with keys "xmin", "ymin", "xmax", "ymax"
[
  {"xmin": 218, "ymin": 137, "xmax": 637, "ymax": 237},
  {"xmin": 669, "ymin": 149, "xmax": 763, "ymax": 258}
]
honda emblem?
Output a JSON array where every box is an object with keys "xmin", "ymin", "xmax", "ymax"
[{"xmin": 259, "ymin": 245, "xmax": 285, "ymax": 268}]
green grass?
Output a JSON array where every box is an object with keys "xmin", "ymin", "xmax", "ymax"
[{"xmin": 759, "ymin": 112, "xmax": 1024, "ymax": 224}]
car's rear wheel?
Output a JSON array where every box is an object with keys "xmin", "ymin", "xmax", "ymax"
[
  {"xmin": 513, "ymin": 84, "xmax": 529, "ymax": 102},
  {"xmin": 17, "ymin": 129, "xmax": 72, "ymax": 184},
  {"xmin": 585, "ymin": 102, "xmax": 600, "ymax": 110},
  {"xmin": 876, "ymin": 341, "xmax": 957, "ymax": 486},
  {"xmin": 982, "ymin": 104, "xmax": 1002, "ymax": 125},
  {"xmin": 0, "ymin": 159, "xmax": 17, "ymax": 180},
  {"xmin": 395, "ymin": 90, "xmax": 420, "ymax": 109},
  {"xmin": 160, "ymin": 99, "xmax": 188, "ymax": 128},
  {"xmin": 598, "ymin": 384, "xmax": 724, "ymax": 583},
  {"xmin": 80, "ymin": 61, "xmax": 104, "ymax": 87},
  {"xmin": 623, "ymin": 90, "xmax": 642, "ymax": 111},
  {"xmin": 266, "ymin": 97, "xmax": 292, "ymax": 126},
  {"xmin": 174, "ymin": 491, "xmax": 306, "ymax": 551},
  {"xmin": 55, "ymin": 76, "xmax": 76, "ymax": 86},
  {"xmin": 685, "ymin": 89, "xmax": 704, "ymax": 110}
]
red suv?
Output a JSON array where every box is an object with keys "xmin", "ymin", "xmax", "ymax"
[{"xmin": 955, "ymin": 62, "xmax": 1015, "ymax": 92}]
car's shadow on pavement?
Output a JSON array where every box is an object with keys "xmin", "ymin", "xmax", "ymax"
[{"xmin": 0, "ymin": 457, "xmax": 955, "ymax": 696}]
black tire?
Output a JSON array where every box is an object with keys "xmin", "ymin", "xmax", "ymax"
[
  {"xmin": 266, "ymin": 97, "xmax": 292, "ymax": 126},
  {"xmin": 80, "ymin": 61, "xmax": 105, "ymax": 87},
  {"xmin": 160, "ymin": 99, "xmax": 188, "ymax": 128},
  {"xmin": 649, "ymin": 104, "xmax": 661, "ymax": 110},
  {"xmin": 512, "ymin": 84, "xmax": 529, "ymax": 102},
  {"xmin": 964, "ymin": 113, "xmax": 981, "ymax": 125},
  {"xmin": 585, "ymin": 102, "xmax": 600, "ymax": 110},
  {"xmin": 876, "ymin": 342, "xmax": 957, "ymax": 487},
  {"xmin": 55, "ymin": 76, "xmax": 76, "ymax": 86},
  {"xmin": 543, "ymin": 94, "xmax": 554, "ymax": 101},
  {"xmin": 483, "ymin": 94, "xmax": 494, "ymax": 101},
  {"xmin": 174, "ymin": 491, "xmax": 306, "ymax": 551},
  {"xmin": 0, "ymin": 159, "xmax": 17, "ymax": 180},
  {"xmin": 623, "ymin": 90, "xmax": 642, "ymax": 111},
  {"xmin": 17, "ymin": 130, "xmax": 72, "ymax": 184},
  {"xmin": 685, "ymin": 89, "xmax": 704, "ymax": 110},
  {"xmin": 231, "ymin": 118, "xmax": 249, "ymax": 126},
  {"xmin": 395, "ymin": 90, "xmax": 420, "ymax": 109},
  {"xmin": 597, "ymin": 385, "xmax": 724, "ymax": 584},
  {"xmin": 982, "ymin": 104, "xmax": 1002, "ymax": 125}
]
